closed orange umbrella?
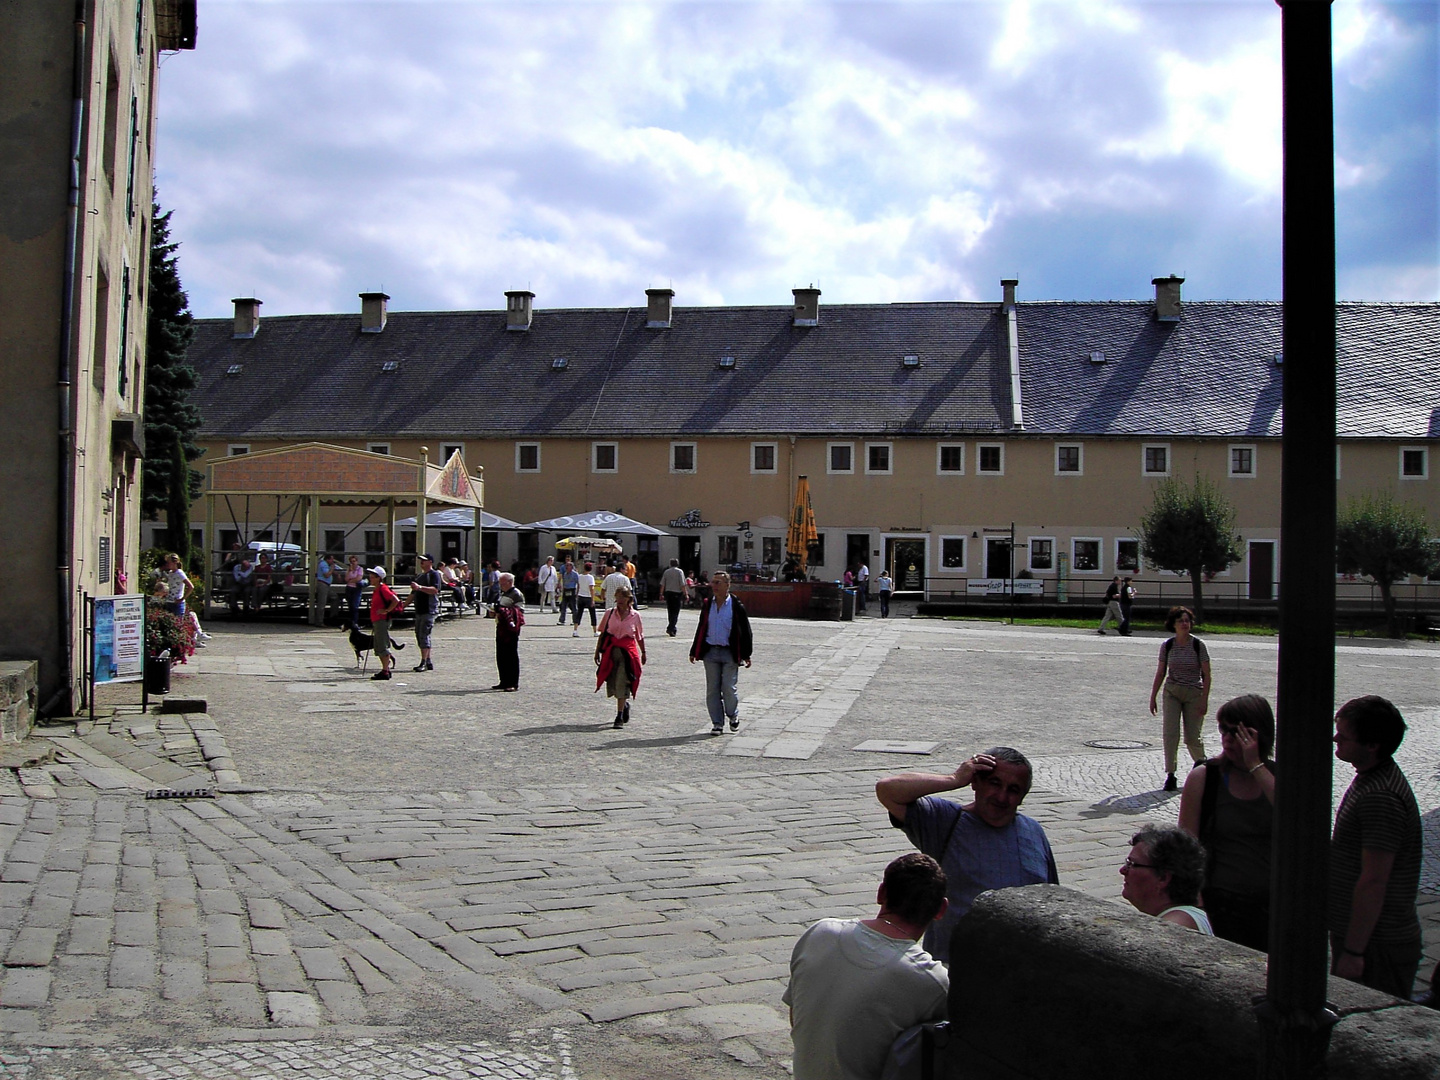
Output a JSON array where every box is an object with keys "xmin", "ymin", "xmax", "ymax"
[{"xmin": 787, "ymin": 475, "xmax": 819, "ymax": 574}]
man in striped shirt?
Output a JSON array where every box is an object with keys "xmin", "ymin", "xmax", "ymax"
[{"xmin": 1329, "ymin": 695, "xmax": 1423, "ymax": 999}]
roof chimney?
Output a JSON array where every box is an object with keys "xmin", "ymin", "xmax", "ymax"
[
  {"xmin": 505, "ymin": 290, "xmax": 534, "ymax": 332},
  {"xmin": 792, "ymin": 285, "xmax": 820, "ymax": 327},
  {"xmin": 1001, "ymin": 278, "xmax": 1019, "ymax": 312},
  {"xmin": 646, "ymin": 288, "xmax": 674, "ymax": 329},
  {"xmin": 232, "ymin": 297, "xmax": 262, "ymax": 339},
  {"xmin": 359, "ymin": 291, "xmax": 389, "ymax": 333},
  {"xmin": 1152, "ymin": 276, "xmax": 1184, "ymax": 323}
]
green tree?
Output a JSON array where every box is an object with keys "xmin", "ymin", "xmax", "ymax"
[
  {"xmin": 141, "ymin": 199, "xmax": 203, "ymax": 556},
  {"xmin": 1336, "ymin": 491, "xmax": 1437, "ymax": 637},
  {"xmin": 1138, "ymin": 474, "xmax": 1243, "ymax": 622}
]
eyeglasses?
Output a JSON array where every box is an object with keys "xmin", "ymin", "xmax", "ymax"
[{"xmin": 1122, "ymin": 858, "xmax": 1157, "ymax": 871}]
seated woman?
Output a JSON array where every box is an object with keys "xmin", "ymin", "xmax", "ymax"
[
  {"xmin": 1120, "ymin": 824, "xmax": 1213, "ymax": 934},
  {"xmin": 1177, "ymin": 694, "xmax": 1275, "ymax": 951}
]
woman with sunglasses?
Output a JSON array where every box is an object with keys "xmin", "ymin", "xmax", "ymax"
[
  {"xmin": 1120, "ymin": 824, "xmax": 1213, "ymax": 934},
  {"xmin": 1147, "ymin": 606, "xmax": 1212, "ymax": 792},
  {"xmin": 1178, "ymin": 694, "xmax": 1276, "ymax": 950}
]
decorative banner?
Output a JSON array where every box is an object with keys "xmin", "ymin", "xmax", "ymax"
[
  {"xmin": 432, "ymin": 450, "xmax": 476, "ymax": 502},
  {"xmin": 94, "ymin": 595, "xmax": 145, "ymax": 684},
  {"xmin": 668, "ymin": 509, "xmax": 711, "ymax": 529}
]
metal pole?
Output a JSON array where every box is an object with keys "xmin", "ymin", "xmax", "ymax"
[{"xmin": 1258, "ymin": 1, "xmax": 1339, "ymax": 1075}]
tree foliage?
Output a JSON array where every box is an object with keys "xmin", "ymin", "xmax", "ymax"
[
  {"xmin": 1336, "ymin": 492, "xmax": 1437, "ymax": 637},
  {"xmin": 141, "ymin": 200, "xmax": 203, "ymax": 527},
  {"xmin": 1138, "ymin": 474, "xmax": 1243, "ymax": 622}
]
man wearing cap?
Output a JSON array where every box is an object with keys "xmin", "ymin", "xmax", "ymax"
[
  {"xmin": 366, "ymin": 566, "xmax": 403, "ymax": 681},
  {"xmin": 411, "ymin": 554, "xmax": 442, "ymax": 672}
]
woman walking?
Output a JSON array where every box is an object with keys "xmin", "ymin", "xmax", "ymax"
[
  {"xmin": 344, "ymin": 555, "xmax": 365, "ymax": 630},
  {"xmin": 1148, "ymin": 606, "xmax": 1211, "ymax": 792},
  {"xmin": 1178, "ymin": 694, "xmax": 1276, "ymax": 950},
  {"xmin": 594, "ymin": 585, "xmax": 646, "ymax": 728},
  {"xmin": 572, "ymin": 561, "xmax": 598, "ymax": 637},
  {"xmin": 488, "ymin": 572, "xmax": 525, "ymax": 691}
]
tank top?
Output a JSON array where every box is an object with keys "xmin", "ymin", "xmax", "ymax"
[{"xmin": 1205, "ymin": 767, "xmax": 1273, "ymax": 897}]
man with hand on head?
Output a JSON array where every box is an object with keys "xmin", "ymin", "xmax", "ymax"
[
  {"xmin": 876, "ymin": 748, "xmax": 1058, "ymax": 962},
  {"xmin": 784, "ymin": 853, "xmax": 949, "ymax": 1080}
]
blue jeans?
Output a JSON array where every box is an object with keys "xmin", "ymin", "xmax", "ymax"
[{"xmin": 703, "ymin": 645, "xmax": 739, "ymax": 728}]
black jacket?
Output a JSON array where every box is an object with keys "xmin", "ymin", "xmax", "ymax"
[{"xmin": 690, "ymin": 594, "xmax": 753, "ymax": 663}]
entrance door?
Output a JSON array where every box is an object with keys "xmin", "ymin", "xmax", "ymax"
[
  {"xmin": 986, "ymin": 537, "xmax": 1013, "ymax": 579},
  {"xmin": 846, "ymin": 533, "xmax": 870, "ymax": 578},
  {"xmin": 1249, "ymin": 542, "xmax": 1275, "ymax": 600},
  {"xmin": 440, "ymin": 531, "xmax": 462, "ymax": 564},
  {"xmin": 886, "ymin": 539, "xmax": 926, "ymax": 591},
  {"xmin": 678, "ymin": 537, "xmax": 701, "ymax": 576}
]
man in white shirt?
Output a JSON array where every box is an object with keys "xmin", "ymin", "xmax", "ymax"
[
  {"xmin": 855, "ymin": 561, "xmax": 870, "ymax": 614},
  {"xmin": 784, "ymin": 853, "xmax": 949, "ymax": 1080},
  {"xmin": 537, "ymin": 556, "xmax": 559, "ymax": 612},
  {"xmin": 602, "ymin": 563, "xmax": 631, "ymax": 611}
]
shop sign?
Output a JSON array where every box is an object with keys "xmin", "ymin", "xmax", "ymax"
[{"xmin": 669, "ymin": 509, "xmax": 711, "ymax": 529}]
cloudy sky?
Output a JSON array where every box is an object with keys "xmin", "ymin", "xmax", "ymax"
[{"xmin": 155, "ymin": 0, "xmax": 1437, "ymax": 319}]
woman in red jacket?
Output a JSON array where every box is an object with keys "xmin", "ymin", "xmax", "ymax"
[{"xmin": 595, "ymin": 586, "xmax": 645, "ymax": 728}]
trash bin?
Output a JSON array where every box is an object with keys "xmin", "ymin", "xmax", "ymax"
[
  {"xmin": 146, "ymin": 651, "xmax": 171, "ymax": 695},
  {"xmin": 840, "ymin": 587, "xmax": 855, "ymax": 621}
]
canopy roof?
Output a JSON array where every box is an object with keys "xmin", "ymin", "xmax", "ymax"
[
  {"xmin": 395, "ymin": 508, "xmax": 525, "ymax": 530},
  {"xmin": 205, "ymin": 442, "xmax": 483, "ymax": 508},
  {"xmin": 523, "ymin": 510, "xmax": 668, "ymax": 536}
]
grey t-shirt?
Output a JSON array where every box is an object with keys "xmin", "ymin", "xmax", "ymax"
[{"xmin": 783, "ymin": 918, "xmax": 947, "ymax": 1080}]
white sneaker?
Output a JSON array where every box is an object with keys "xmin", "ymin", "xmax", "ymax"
[{"xmin": 572, "ymin": 629, "xmax": 579, "ymax": 637}]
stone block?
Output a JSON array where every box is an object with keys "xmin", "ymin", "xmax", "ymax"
[{"xmin": 0, "ymin": 663, "xmax": 38, "ymax": 743}]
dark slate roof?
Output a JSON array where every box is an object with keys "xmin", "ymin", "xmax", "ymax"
[
  {"xmin": 188, "ymin": 300, "xmax": 1440, "ymax": 441},
  {"xmin": 187, "ymin": 303, "xmax": 1010, "ymax": 440},
  {"xmin": 1017, "ymin": 301, "xmax": 1440, "ymax": 439}
]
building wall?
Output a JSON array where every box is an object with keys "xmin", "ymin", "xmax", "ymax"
[
  {"xmin": 1, "ymin": 0, "xmax": 174, "ymax": 712},
  {"xmin": 186, "ymin": 434, "xmax": 1439, "ymax": 592}
]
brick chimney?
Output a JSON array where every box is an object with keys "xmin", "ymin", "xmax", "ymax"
[
  {"xmin": 646, "ymin": 288, "xmax": 674, "ymax": 329},
  {"xmin": 505, "ymin": 290, "xmax": 534, "ymax": 331},
  {"xmin": 792, "ymin": 285, "xmax": 820, "ymax": 327},
  {"xmin": 232, "ymin": 297, "xmax": 262, "ymax": 339},
  {"xmin": 359, "ymin": 292, "xmax": 389, "ymax": 333},
  {"xmin": 1001, "ymin": 278, "xmax": 1019, "ymax": 312},
  {"xmin": 1152, "ymin": 276, "xmax": 1184, "ymax": 323}
]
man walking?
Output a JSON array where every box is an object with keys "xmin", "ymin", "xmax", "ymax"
[
  {"xmin": 660, "ymin": 558, "xmax": 689, "ymax": 636},
  {"xmin": 876, "ymin": 748, "xmax": 1059, "ymax": 962},
  {"xmin": 557, "ymin": 558, "xmax": 578, "ymax": 626},
  {"xmin": 409, "ymin": 553, "xmax": 441, "ymax": 671},
  {"xmin": 689, "ymin": 570, "xmax": 752, "ymax": 734},
  {"xmin": 784, "ymin": 853, "xmax": 949, "ymax": 1080},
  {"xmin": 855, "ymin": 561, "xmax": 869, "ymax": 614},
  {"xmin": 1118, "ymin": 576, "xmax": 1136, "ymax": 636},
  {"xmin": 366, "ymin": 566, "xmax": 402, "ymax": 681},
  {"xmin": 1097, "ymin": 576, "xmax": 1123, "ymax": 634},
  {"xmin": 1330, "ymin": 695, "xmax": 1423, "ymax": 998},
  {"xmin": 538, "ymin": 556, "xmax": 559, "ymax": 613}
]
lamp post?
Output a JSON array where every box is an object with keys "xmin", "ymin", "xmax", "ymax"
[{"xmin": 1259, "ymin": 1, "xmax": 1339, "ymax": 1075}]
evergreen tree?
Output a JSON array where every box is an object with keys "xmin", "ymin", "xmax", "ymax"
[
  {"xmin": 1336, "ymin": 492, "xmax": 1436, "ymax": 637},
  {"xmin": 1138, "ymin": 474, "xmax": 1243, "ymax": 622},
  {"xmin": 141, "ymin": 199, "xmax": 203, "ymax": 553}
]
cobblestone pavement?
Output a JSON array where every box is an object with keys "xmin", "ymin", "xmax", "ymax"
[{"xmin": 1, "ymin": 612, "xmax": 1437, "ymax": 1077}]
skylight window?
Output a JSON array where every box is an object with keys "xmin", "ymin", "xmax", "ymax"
[
  {"xmin": 225, "ymin": 364, "xmax": 243, "ymax": 376},
  {"xmin": 718, "ymin": 355, "xmax": 736, "ymax": 369},
  {"xmin": 1088, "ymin": 351, "xmax": 1106, "ymax": 365},
  {"xmin": 380, "ymin": 360, "xmax": 399, "ymax": 372},
  {"xmin": 551, "ymin": 357, "xmax": 569, "ymax": 370},
  {"xmin": 902, "ymin": 354, "xmax": 921, "ymax": 368}
]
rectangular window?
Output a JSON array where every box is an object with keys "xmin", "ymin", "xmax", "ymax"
[
  {"xmin": 1029, "ymin": 538, "xmax": 1054, "ymax": 572},
  {"xmin": 1229, "ymin": 445, "xmax": 1256, "ymax": 477},
  {"xmin": 516, "ymin": 442, "xmax": 540, "ymax": 472},
  {"xmin": 762, "ymin": 536, "xmax": 782, "ymax": 565},
  {"xmin": 1143, "ymin": 444, "xmax": 1170, "ymax": 476},
  {"xmin": 671, "ymin": 443, "xmax": 696, "ymax": 474},
  {"xmin": 592, "ymin": 442, "xmax": 618, "ymax": 473},
  {"xmin": 828, "ymin": 442, "xmax": 854, "ymax": 474},
  {"xmin": 866, "ymin": 443, "xmax": 893, "ymax": 474},
  {"xmin": 1055, "ymin": 443, "xmax": 1082, "ymax": 475},
  {"xmin": 1116, "ymin": 539, "xmax": 1140, "ymax": 572},
  {"xmin": 1072, "ymin": 538, "xmax": 1101, "ymax": 572},
  {"xmin": 227, "ymin": 444, "xmax": 249, "ymax": 456},
  {"xmin": 368, "ymin": 443, "xmax": 390, "ymax": 456},
  {"xmin": 937, "ymin": 444, "xmax": 964, "ymax": 474},
  {"xmin": 1400, "ymin": 447, "xmax": 1428, "ymax": 479},
  {"xmin": 324, "ymin": 530, "xmax": 346, "ymax": 553},
  {"xmin": 441, "ymin": 442, "xmax": 464, "ymax": 462},
  {"xmin": 718, "ymin": 535, "xmax": 739, "ymax": 564},
  {"xmin": 978, "ymin": 444, "xmax": 1004, "ymax": 475},
  {"xmin": 940, "ymin": 536, "xmax": 966, "ymax": 569},
  {"xmin": 751, "ymin": 442, "xmax": 777, "ymax": 474},
  {"xmin": 117, "ymin": 265, "xmax": 131, "ymax": 397},
  {"xmin": 364, "ymin": 530, "xmax": 386, "ymax": 554}
]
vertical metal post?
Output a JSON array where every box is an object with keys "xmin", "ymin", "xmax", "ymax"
[
  {"xmin": 1258, "ymin": 1, "xmax": 1339, "ymax": 1075},
  {"xmin": 204, "ymin": 493, "xmax": 215, "ymax": 621}
]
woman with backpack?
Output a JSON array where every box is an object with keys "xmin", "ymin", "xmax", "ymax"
[
  {"xmin": 1177, "ymin": 694, "xmax": 1275, "ymax": 950},
  {"xmin": 1148, "ymin": 606, "xmax": 1211, "ymax": 792}
]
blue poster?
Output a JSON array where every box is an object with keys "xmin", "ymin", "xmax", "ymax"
[{"xmin": 94, "ymin": 595, "xmax": 145, "ymax": 684}]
